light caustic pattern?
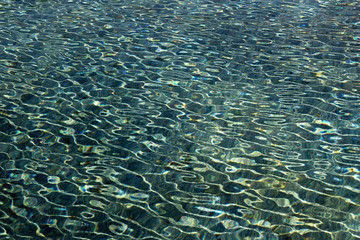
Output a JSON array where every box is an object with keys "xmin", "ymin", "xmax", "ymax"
[{"xmin": 0, "ymin": 0, "xmax": 360, "ymax": 239}]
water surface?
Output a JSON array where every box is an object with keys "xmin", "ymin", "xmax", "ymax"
[{"xmin": 0, "ymin": 0, "xmax": 360, "ymax": 239}]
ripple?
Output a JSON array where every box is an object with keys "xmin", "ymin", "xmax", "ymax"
[{"xmin": 1, "ymin": 0, "xmax": 360, "ymax": 239}]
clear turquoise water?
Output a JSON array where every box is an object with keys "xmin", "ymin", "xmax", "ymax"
[{"xmin": 0, "ymin": 0, "xmax": 360, "ymax": 239}]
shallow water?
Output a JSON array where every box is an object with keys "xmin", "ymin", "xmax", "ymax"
[{"xmin": 0, "ymin": 0, "xmax": 360, "ymax": 239}]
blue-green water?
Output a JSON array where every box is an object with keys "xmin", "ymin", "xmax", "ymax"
[{"xmin": 0, "ymin": 0, "xmax": 360, "ymax": 239}]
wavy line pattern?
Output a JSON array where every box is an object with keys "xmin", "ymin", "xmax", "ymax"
[{"xmin": 0, "ymin": 0, "xmax": 360, "ymax": 239}]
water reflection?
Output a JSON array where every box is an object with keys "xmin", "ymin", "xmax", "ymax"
[{"xmin": 0, "ymin": 0, "xmax": 360, "ymax": 239}]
